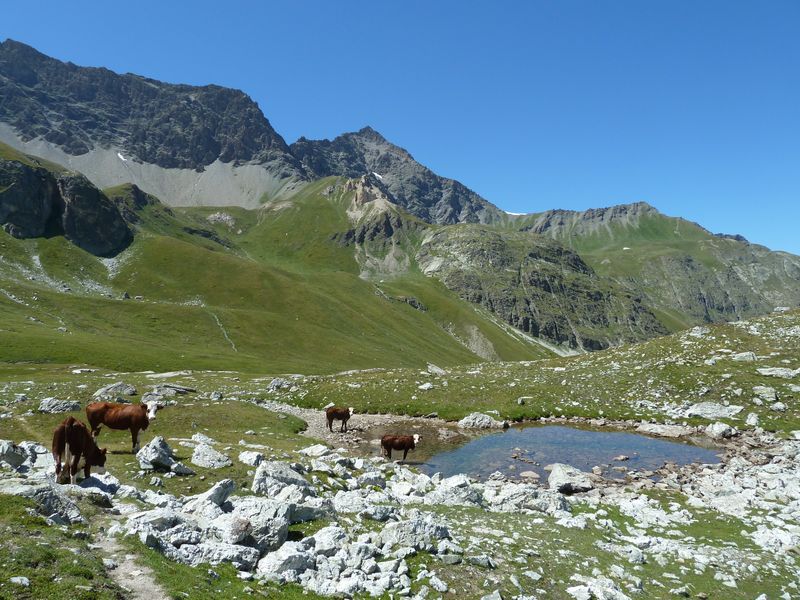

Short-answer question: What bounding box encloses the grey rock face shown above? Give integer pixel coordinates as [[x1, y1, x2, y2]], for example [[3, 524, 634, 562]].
[[291, 127, 502, 225], [705, 422, 737, 439], [37, 397, 80, 413], [93, 381, 137, 398], [0, 478, 83, 524], [0, 156, 131, 256], [136, 436, 193, 475], [378, 513, 450, 552], [547, 463, 594, 494], [684, 402, 743, 419], [0, 40, 299, 173], [0, 157, 56, 237], [238, 451, 265, 467], [0, 440, 27, 468], [57, 173, 132, 256], [251, 461, 310, 496], [190, 444, 232, 469], [179, 541, 260, 571], [457, 412, 507, 429], [417, 226, 668, 351], [256, 541, 316, 580]]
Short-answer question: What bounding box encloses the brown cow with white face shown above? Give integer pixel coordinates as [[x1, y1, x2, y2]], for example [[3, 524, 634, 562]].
[[86, 401, 158, 453], [325, 406, 354, 432], [52, 416, 108, 484], [380, 433, 421, 461]]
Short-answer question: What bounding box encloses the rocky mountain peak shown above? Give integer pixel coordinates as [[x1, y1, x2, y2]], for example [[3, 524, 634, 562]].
[[0, 39, 299, 172], [290, 128, 502, 225]]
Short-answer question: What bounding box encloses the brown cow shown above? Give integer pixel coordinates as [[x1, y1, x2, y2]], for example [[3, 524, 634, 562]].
[[325, 406, 354, 432], [380, 434, 421, 461], [52, 416, 107, 484], [86, 401, 157, 453]]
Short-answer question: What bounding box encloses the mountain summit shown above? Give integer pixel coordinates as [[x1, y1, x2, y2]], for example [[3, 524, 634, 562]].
[[0, 40, 502, 224], [290, 127, 502, 225]]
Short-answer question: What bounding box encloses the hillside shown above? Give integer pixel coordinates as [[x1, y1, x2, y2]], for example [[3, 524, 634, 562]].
[[0, 145, 558, 371], [511, 202, 800, 329]]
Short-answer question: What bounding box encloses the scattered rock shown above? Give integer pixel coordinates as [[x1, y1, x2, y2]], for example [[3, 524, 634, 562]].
[[457, 412, 507, 429], [93, 381, 137, 398], [547, 463, 594, 494], [191, 444, 232, 469], [705, 422, 737, 439], [37, 397, 80, 413], [684, 402, 743, 419], [756, 367, 799, 379]]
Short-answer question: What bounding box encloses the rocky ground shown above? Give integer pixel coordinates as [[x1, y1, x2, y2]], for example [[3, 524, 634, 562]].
[[0, 310, 799, 598]]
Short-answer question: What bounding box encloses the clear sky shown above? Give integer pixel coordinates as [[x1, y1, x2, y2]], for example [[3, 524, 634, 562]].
[[2, 1, 799, 252]]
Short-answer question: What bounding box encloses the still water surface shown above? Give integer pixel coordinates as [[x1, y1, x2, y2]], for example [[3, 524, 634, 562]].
[[419, 424, 721, 481]]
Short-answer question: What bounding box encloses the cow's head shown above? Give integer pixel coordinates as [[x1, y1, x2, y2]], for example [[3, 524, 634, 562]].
[[349, 407, 355, 416], [145, 401, 159, 421], [413, 433, 421, 445], [90, 446, 108, 473]]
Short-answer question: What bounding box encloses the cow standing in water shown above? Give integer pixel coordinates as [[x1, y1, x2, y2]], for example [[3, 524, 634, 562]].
[[381, 434, 421, 461], [52, 416, 107, 484], [325, 406, 354, 433], [86, 402, 157, 453]]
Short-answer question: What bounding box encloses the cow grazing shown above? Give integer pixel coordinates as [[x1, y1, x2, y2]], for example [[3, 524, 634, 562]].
[[380, 433, 421, 461], [86, 401, 157, 453], [52, 416, 107, 484], [325, 406, 354, 433]]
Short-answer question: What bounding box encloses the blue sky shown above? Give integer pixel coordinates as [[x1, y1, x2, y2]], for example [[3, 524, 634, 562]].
[[3, 1, 799, 252]]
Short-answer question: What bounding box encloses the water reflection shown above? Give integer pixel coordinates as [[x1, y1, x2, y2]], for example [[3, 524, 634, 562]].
[[419, 424, 721, 481]]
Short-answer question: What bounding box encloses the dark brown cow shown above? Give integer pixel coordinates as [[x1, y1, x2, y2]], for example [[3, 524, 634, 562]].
[[86, 401, 157, 453], [325, 406, 354, 432], [380, 434, 421, 461], [52, 416, 107, 484]]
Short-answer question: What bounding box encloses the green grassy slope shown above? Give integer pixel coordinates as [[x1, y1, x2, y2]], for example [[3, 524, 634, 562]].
[[505, 206, 800, 330], [0, 163, 552, 371]]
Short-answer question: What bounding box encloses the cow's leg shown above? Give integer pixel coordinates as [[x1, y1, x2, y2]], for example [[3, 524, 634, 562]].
[[131, 428, 140, 453], [403, 448, 409, 461], [69, 453, 81, 485], [54, 454, 62, 480], [387, 448, 392, 459], [327, 417, 333, 432], [340, 419, 346, 433]]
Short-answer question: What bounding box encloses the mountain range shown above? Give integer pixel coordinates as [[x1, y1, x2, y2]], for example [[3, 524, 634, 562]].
[[1, 38, 799, 371]]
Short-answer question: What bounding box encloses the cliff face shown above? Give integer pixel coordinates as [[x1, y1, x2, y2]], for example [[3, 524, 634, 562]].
[[0, 39, 299, 172], [0, 148, 131, 256], [416, 227, 668, 350]]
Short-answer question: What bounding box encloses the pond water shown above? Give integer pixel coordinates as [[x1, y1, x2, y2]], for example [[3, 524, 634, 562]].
[[418, 424, 721, 481]]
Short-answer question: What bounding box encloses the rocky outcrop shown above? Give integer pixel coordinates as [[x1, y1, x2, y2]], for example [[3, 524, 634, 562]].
[[291, 127, 503, 225], [0, 153, 131, 256], [417, 226, 668, 350]]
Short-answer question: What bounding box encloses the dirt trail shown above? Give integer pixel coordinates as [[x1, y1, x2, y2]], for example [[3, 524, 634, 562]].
[[253, 398, 472, 461], [93, 522, 169, 600]]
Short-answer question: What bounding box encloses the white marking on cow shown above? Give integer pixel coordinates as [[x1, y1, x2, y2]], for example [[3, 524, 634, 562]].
[[348, 407, 355, 416], [413, 433, 420, 444], [146, 402, 158, 421]]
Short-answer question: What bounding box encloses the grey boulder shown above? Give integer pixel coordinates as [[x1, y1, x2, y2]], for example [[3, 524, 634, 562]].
[[37, 398, 80, 413], [191, 444, 232, 469], [547, 463, 594, 494]]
